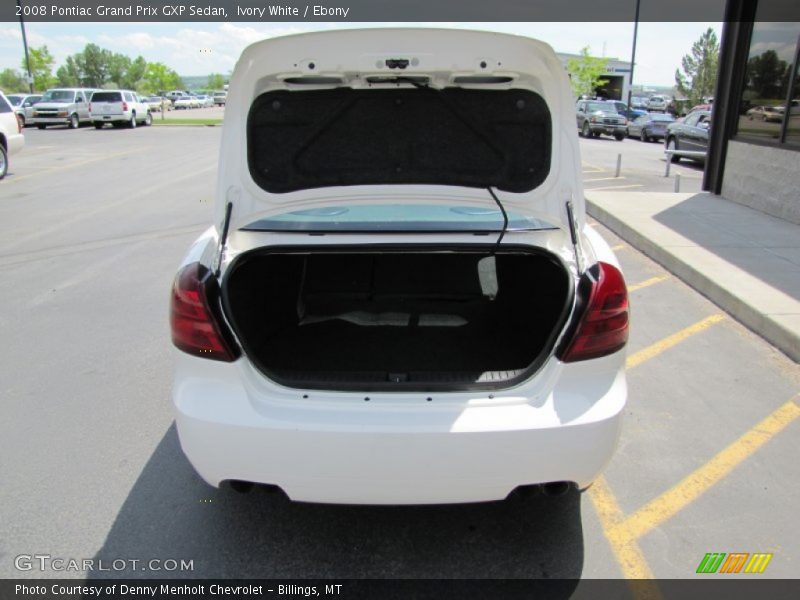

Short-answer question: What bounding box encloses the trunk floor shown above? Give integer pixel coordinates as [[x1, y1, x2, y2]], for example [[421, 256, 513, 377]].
[[256, 318, 534, 375]]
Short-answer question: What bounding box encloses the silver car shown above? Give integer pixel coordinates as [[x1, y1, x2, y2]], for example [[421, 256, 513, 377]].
[[6, 94, 42, 127]]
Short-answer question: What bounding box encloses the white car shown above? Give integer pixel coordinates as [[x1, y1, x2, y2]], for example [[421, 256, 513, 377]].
[[31, 88, 96, 129], [6, 93, 42, 127], [0, 91, 25, 179], [170, 29, 629, 505], [196, 94, 215, 108], [173, 96, 199, 109], [647, 95, 669, 112], [89, 90, 152, 128]]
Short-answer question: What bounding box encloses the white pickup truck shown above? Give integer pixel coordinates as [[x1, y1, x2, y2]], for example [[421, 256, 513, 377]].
[[89, 90, 152, 129]]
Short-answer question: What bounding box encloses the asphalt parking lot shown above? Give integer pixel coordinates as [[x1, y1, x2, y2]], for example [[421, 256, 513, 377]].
[[0, 126, 797, 585], [579, 133, 705, 195]]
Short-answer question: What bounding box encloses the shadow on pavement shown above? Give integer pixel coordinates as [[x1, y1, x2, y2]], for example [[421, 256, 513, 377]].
[[90, 424, 584, 583], [653, 193, 800, 300]]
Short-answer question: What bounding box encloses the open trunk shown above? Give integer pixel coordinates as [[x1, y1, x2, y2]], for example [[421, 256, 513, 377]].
[[223, 247, 573, 391]]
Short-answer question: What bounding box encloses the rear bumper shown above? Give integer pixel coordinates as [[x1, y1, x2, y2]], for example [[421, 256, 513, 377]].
[[92, 113, 129, 123], [173, 353, 626, 504]]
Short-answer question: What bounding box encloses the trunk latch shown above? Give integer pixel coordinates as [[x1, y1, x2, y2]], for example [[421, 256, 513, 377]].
[[385, 58, 409, 70]]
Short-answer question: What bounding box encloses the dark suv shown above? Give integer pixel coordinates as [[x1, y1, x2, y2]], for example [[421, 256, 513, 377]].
[[576, 100, 627, 141]]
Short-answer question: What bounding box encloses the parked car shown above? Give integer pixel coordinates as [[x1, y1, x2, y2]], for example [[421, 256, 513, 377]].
[[630, 96, 649, 110], [170, 29, 629, 505], [145, 96, 172, 112], [212, 91, 227, 106], [608, 101, 646, 124], [627, 113, 675, 142], [165, 90, 192, 103], [89, 90, 152, 129], [665, 110, 711, 163], [646, 95, 669, 112], [173, 95, 199, 109], [746, 105, 783, 123], [195, 94, 215, 108], [6, 93, 42, 127], [576, 99, 627, 140], [0, 92, 25, 179], [31, 88, 96, 129]]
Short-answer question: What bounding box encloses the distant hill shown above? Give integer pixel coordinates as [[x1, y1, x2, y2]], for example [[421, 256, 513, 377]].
[[180, 75, 227, 91]]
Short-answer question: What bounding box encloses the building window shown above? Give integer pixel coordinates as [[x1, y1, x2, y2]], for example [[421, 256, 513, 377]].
[[735, 8, 800, 148], [784, 57, 800, 144]]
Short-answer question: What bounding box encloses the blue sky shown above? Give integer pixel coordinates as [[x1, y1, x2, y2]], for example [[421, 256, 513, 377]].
[[0, 22, 721, 87]]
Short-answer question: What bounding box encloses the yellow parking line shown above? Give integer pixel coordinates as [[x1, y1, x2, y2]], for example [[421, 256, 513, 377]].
[[611, 244, 626, 251], [628, 275, 669, 293], [589, 478, 663, 597], [582, 160, 605, 171], [4, 149, 145, 185], [620, 396, 800, 541], [626, 314, 725, 369]]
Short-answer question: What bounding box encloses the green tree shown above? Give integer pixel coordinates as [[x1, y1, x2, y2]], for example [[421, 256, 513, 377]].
[[75, 43, 111, 87], [56, 55, 81, 87], [207, 73, 226, 90], [0, 68, 27, 93], [122, 56, 148, 90], [142, 62, 183, 94], [675, 28, 720, 107], [107, 52, 131, 87], [26, 45, 56, 92], [746, 50, 788, 99], [566, 47, 610, 98]]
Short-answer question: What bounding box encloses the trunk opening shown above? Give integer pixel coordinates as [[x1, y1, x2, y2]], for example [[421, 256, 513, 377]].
[[223, 246, 573, 391]]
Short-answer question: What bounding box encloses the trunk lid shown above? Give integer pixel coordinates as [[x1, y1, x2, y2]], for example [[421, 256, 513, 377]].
[[215, 29, 586, 244]]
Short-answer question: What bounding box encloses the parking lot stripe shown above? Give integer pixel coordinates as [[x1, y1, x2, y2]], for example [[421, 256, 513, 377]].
[[628, 275, 669, 293], [611, 244, 626, 251], [619, 396, 800, 541], [3, 149, 147, 185], [588, 477, 661, 592], [626, 314, 725, 369], [584, 176, 626, 182], [585, 184, 645, 191]]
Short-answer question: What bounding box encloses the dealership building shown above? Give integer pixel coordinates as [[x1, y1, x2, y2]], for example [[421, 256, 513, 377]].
[[556, 52, 633, 101], [706, 0, 800, 224]]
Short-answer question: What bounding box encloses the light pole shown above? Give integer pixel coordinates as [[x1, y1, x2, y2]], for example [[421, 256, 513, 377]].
[[627, 0, 641, 108], [17, 0, 34, 93]]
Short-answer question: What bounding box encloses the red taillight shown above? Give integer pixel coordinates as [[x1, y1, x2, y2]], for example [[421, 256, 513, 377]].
[[170, 262, 238, 361], [559, 262, 629, 362], [122, 102, 128, 111]]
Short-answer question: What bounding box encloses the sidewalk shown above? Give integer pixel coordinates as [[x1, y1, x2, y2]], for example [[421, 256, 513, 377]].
[[586, 191, 800, 362]]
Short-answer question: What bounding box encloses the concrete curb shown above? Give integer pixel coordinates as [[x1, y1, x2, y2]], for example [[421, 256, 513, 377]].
[[587, 198, 800, 362]]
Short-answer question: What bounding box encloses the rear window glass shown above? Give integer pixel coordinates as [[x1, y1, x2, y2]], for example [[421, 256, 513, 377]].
[[241, 204, 559, 233], [651, 114, 675, 122], [92, 92, 123, 102], [248, 87, 552, 195]]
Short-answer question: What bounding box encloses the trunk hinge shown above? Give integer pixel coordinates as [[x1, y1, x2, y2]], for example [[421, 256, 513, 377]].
[[565, 200, 585, 275], [215, 201, 233, 278]]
